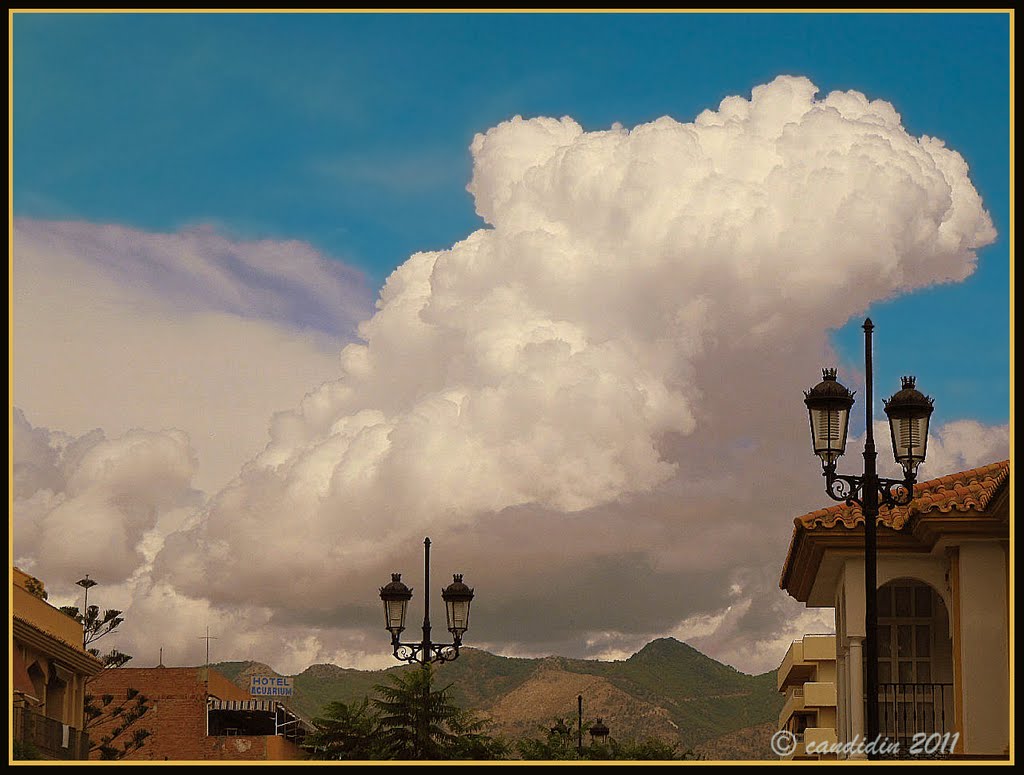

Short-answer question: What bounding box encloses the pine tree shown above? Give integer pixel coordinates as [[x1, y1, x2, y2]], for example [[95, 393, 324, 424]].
[[304, 666, 507, 761], [60, 604, 151, 759], [304, 698, 379, 760]]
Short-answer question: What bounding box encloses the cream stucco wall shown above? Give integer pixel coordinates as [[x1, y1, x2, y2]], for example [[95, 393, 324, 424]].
[[956, 542, 1009, 755]]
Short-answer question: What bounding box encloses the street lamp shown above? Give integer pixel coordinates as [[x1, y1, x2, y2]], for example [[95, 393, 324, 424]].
[[379, 537, 475, 666], [589, 718, 611, 744], [379, 537, 475, 758], [575, 694, 610, 757], [803, 318, 933, 755], [76, 575, 97, 648]]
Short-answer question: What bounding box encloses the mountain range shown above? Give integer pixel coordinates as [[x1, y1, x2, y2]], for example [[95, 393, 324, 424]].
[[213, 637, 783, 760]]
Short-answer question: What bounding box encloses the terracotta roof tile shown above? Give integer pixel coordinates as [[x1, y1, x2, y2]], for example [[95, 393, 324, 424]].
[[795, 459, 1009, 532]]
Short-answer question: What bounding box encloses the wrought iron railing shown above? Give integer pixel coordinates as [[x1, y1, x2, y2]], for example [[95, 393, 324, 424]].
[[12, 706, 91, 760], [877, 682, 955, 759]]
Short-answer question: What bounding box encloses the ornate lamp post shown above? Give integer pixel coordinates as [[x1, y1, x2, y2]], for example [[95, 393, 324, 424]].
[[803, 318, 934, 755], [379, 537, 475, 758], [575, 694, 610, 757]]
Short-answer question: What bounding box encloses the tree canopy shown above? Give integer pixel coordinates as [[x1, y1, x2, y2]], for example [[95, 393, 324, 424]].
[[304, 666, 507, 761], [516, 720, 699, 761]]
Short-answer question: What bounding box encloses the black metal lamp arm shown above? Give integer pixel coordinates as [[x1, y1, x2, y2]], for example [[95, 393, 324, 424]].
[[822, 466, 915, 509], [390, 637, 462, 666]]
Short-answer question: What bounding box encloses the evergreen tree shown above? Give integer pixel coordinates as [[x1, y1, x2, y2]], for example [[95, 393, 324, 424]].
[[371, 666, 506, 760], [60, 604, 150, 758], [304, 666, 507, 761], [304, 698, 379, 760], [517, 717, 700, 761], [515, 718, 579, 760]]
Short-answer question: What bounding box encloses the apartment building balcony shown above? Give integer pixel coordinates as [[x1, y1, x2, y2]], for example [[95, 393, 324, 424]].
[[804, 681, 837, 708], [13, 706, 90, 760], [779, 686, 805, 727], [877, 682, 955, 759], [778, 634, 835, 691]]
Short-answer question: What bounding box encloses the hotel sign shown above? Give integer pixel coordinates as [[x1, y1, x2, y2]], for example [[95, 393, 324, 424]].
[[250, 675, 293, 697]]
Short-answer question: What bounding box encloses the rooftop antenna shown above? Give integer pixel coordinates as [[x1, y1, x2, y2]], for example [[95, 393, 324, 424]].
[[198, 627, 218, 685], [158, 647, 164, 668]]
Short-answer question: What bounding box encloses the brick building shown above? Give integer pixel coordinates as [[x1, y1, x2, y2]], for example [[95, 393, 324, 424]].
[[87, 666, 311, 761]]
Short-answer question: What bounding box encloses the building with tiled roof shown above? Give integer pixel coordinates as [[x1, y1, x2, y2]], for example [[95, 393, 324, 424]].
[[779, 460, 1009, 759], [12, 567, 104, 759]]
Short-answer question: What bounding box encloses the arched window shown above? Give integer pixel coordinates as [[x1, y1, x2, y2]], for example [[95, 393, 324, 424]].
[[875, 579, 955, 750], [876, 580, 940, 684]]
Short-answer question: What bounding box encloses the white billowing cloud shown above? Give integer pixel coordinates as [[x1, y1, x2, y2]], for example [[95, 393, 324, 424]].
[[918, 420, 1011, 476], [12, 219, 373, 492], [42, 573, 397, 675], [467, 76, 992, 331], [153, 75, 996, 640], [14, 76, 1004, 676], [13, 409, 201, 583]]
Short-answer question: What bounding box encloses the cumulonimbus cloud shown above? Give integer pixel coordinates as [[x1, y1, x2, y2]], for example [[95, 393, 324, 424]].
[[154, 75, 997, 613], [15, 76, 1005, 674]]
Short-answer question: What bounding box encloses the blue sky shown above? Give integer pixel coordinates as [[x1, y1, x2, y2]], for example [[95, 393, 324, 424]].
[[11, 12, 1012, 674], [14, 12, 1010, 426]]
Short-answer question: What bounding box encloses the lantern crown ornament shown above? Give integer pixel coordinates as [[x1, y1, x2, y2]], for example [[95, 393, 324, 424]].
[[379, 572, 413, 600]]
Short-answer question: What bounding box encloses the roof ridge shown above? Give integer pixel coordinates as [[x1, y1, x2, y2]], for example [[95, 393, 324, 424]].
[[794, 459, 1009, 530]]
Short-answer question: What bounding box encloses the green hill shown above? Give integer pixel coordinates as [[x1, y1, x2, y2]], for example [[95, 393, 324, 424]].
[[213, 637, 783, 759]]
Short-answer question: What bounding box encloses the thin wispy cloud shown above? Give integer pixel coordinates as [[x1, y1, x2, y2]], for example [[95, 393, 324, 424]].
[[13, 219, 374, 493], [311, 150, 468, 195]]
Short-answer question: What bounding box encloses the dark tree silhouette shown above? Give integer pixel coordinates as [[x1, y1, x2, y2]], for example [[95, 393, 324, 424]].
[[304, 698, 379, 760], [517, 717, 700, 761], [304, 666, 507, 761], [60, 604, 151, 759]]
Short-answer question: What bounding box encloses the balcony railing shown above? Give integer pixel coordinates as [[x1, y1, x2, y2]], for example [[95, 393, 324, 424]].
[[12, 706, 91, 760], [877, 683, 954, 759]]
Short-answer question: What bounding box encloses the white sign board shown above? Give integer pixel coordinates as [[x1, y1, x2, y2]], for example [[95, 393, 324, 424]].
[[250, 675, 293, 697]]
